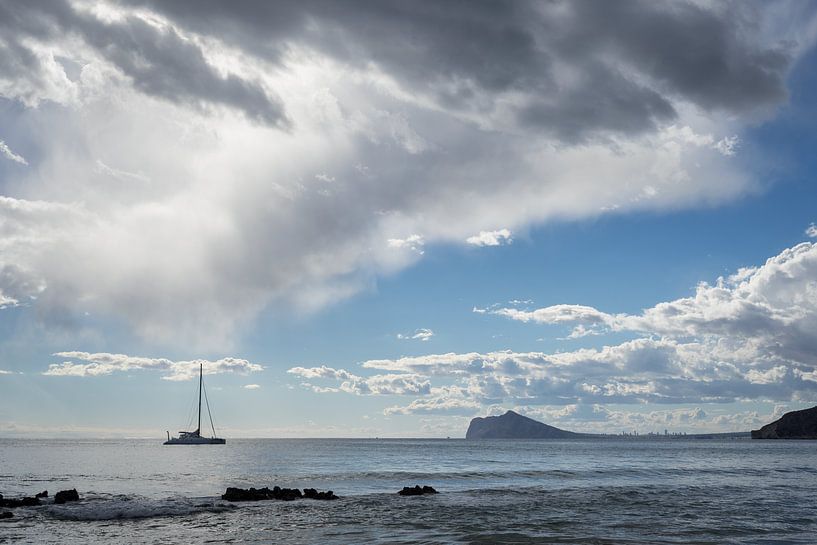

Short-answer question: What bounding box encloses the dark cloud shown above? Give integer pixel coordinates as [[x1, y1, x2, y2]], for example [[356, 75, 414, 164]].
[[517, 61, 677, 141], [0, 0, 288, 125], [562, 1, 790, 112], [75, 13, 288, 127], [0, 0, 795, 138], [127, 0, 791, 140]]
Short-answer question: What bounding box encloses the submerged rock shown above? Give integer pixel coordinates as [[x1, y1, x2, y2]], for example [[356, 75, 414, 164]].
[[222, 486, 337, 502], [54, 489, 80, 504], [35, 491, 48, 498], [398, 485, 438, 496], [752, 406, 817, 439], [0, 511, 12, 519]]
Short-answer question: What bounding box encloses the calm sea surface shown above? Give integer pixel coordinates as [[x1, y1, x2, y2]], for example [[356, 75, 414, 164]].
[[1, 438, 816, 544]]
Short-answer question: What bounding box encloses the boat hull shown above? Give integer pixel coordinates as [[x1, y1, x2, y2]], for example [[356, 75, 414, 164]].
[[163, 437, 226, 445]]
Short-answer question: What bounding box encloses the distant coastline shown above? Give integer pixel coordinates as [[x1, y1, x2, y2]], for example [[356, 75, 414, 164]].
[[465, 410, 753, 440]]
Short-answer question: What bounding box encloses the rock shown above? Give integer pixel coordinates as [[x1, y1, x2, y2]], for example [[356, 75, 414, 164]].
[[0, 511, 12, 519], [752, 406, 817, 439], [273, 486, 302, 501], [221, 486, 337, 502], [54, 489, 80, 504], [35, 491, 48, 498], [303, 488, 338, 500], [0, 495, 40, 508], [221, 487, 274, 501], [466, 410, 581, 439], [398, 485, 437, 496]]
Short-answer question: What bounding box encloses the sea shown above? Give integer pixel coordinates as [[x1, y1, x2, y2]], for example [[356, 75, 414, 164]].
[[1, 437, 816, 544]]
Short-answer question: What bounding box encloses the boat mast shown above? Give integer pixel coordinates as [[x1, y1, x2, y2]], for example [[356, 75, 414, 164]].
[[197, 363, 202, 436]]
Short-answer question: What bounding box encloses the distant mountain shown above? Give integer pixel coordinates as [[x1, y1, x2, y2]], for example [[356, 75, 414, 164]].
[[466, 410, 581, 439], [751, 405, 817, 439]]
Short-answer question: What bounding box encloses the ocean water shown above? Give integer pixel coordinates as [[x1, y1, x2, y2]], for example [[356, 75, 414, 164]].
[[1, 438, 816, 544]]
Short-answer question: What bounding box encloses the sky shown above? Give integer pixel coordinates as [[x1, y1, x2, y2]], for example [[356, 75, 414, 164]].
[[1, 0, 817, 438]]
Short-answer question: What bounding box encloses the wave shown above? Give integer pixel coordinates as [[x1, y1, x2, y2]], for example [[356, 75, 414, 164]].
[[290, 464, 817, 483], [44, 494, 235, 521]]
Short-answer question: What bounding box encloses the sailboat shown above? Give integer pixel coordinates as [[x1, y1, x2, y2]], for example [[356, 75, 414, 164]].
[[164, 363, 226, 445]]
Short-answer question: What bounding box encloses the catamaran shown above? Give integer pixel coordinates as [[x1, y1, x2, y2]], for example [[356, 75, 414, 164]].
[[164, 363, 226, 445]]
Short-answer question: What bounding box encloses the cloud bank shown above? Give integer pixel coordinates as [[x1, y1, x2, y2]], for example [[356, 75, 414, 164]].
[[0, 0, 814, 348], [292, 242, 817, 420], [44, 351, 264, 381]]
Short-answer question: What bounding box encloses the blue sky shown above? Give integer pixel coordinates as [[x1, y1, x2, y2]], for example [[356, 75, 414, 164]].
[[1, 1, 817, 437]]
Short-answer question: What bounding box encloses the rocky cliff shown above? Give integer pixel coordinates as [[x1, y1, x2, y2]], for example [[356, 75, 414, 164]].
[[751, 405, 817, 439], [466, 410, 581, 439]]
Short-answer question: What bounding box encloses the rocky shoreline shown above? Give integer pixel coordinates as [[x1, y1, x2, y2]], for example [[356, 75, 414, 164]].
[[221, 486, 339, 502], [0, 488, 80, 518], [1, 484, 441, 518]]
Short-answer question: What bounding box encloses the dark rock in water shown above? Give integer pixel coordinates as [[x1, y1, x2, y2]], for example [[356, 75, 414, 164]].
[[54, 489, 80, 504], [222, 487, 280, 501], [303, 488, 338, 500], [752, 406, 817, 439], [0, 495, 40, 508], [398, 485, 437, 496], [222, 486, 337, 502], [466, 410, 580, 439], [0, 511, 13, 519], [35, 491, 48, 498], [274, 486, 302, 501]]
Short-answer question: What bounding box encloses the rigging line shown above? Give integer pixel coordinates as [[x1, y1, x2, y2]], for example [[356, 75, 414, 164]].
[[183, 382, 197, 432], [203, 382, 217, 438]]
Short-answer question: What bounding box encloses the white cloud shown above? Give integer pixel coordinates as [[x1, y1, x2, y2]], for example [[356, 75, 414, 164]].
[[387, 235, 425, 255], [714, 135, 740, 156], [397, 328, 434, 341], [466, 229, 513, 247], [287, 365, 355, 381], [0, 140, 28, 165], [806, 223, 817, 238], [482, 304, 611, 325], [0, 293, 19, 309], [243, 383, 261, 390], [94, 159, 150, 183], [514, 404, 775, 434], [384, 393, 480, 416], [486, 242, 817, 349], [43, 352, 264, 381], [0, 369, 12, 375], [662, 126, 739, 157], [288, 365, 431, 396]]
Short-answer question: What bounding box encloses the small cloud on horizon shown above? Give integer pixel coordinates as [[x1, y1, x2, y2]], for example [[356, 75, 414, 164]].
[[397, 328, 434, 341], [243, 384, 261, 390]]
